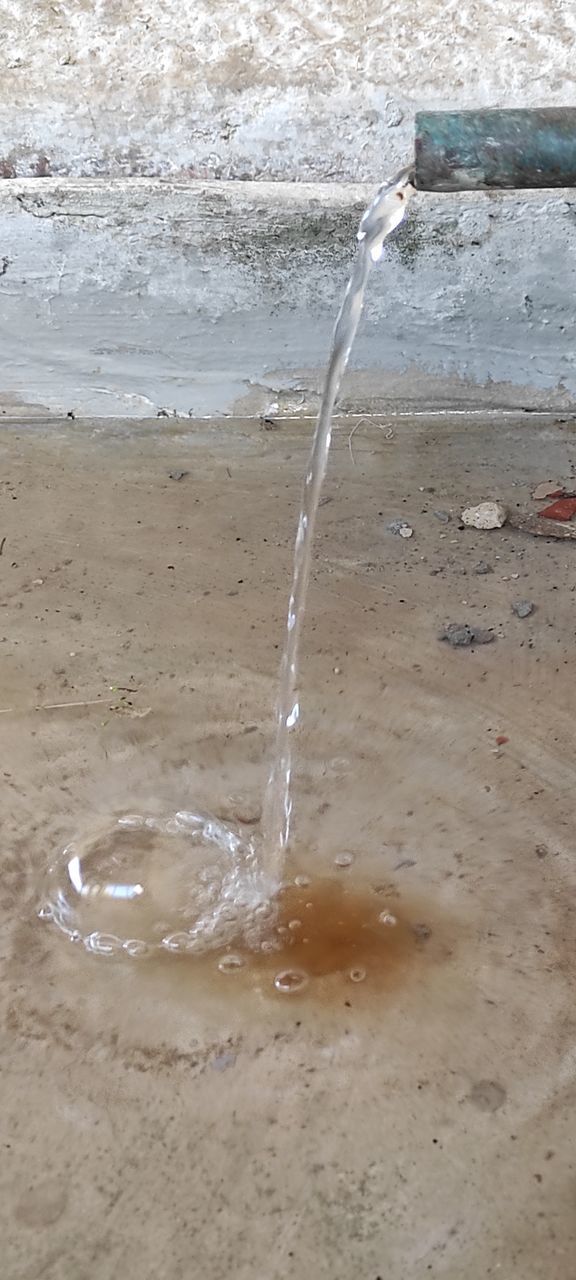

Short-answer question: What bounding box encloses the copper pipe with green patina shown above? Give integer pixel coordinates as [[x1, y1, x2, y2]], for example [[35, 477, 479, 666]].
[[414, 108, 576, 192]]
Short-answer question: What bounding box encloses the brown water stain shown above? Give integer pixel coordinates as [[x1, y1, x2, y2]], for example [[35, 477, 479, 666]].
[[254, 878, 441, 987], [6, 877, 456, 1074], [155, 877, 455, 1007]]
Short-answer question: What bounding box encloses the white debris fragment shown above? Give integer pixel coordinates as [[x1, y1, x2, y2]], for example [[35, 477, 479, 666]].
[[461, 501, 507, 530], [387, 518, 414, 538]]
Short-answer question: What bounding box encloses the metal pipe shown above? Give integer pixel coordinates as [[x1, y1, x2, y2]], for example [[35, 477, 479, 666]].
[[414, 108, 576, 192]]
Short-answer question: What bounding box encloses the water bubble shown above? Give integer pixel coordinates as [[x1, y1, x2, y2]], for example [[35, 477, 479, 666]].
[[349, 966, 367, 983], [294, 874, 310, 887], [288, 919, 302, 931], [261, 939, 281, 953], [85, 932, 122, 956], [123, 939, 148, 958], [162, 932, 192, 952], [273, 968, 309, 994], [219, 904, 239, 923], [218, 953, 245, 973], [379, 911, 397, 927], [334, 852, 354, 869]]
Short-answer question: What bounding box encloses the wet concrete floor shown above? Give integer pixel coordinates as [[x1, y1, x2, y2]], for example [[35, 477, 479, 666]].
[[1, 413, 576, 1279]]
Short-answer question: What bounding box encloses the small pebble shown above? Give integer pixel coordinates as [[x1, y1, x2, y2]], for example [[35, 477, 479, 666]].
[[461, 501, 507, 530], [512, 600, 534, 619], [440, 623, 474, 647], [474, 560, 493, 575], [433, 510, 451, 523]]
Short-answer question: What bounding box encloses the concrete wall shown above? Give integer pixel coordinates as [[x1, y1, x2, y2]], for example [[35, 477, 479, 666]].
[[1, 178, 575, 419], [2, 1, 576, 182], [1, 2, 576, 416]]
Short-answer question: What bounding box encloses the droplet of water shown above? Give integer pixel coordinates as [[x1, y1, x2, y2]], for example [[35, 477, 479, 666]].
[[349, 966, 367, 983], [37, 904, 53, 920], [379, 911, 397, 927], [218, 953, 245, 973], [334, 853, 354, 869], [294, 874, 310, 887], [273, 968, 309, 994], [288, 918, 302, 931]]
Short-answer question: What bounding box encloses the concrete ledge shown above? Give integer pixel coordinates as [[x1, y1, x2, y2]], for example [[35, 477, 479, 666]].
[[0, 178, 575, 418]]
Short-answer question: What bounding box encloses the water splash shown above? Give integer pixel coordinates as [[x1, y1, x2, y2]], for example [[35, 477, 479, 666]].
[[44, 811, 276, 957]]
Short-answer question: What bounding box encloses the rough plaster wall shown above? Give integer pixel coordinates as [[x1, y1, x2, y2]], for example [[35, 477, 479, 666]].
[[1, 1, 576, 181], [1, 179, 574, 418]]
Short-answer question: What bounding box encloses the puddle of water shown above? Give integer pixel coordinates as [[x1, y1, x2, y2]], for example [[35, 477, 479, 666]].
[[44, 861, 451, 1007]]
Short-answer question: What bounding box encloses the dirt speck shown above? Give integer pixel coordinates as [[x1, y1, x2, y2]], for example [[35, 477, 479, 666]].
[[467, 1080, 507, 1112]]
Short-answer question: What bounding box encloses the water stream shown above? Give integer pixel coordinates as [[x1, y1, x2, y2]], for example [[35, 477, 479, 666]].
[[261, 166, 413, 875]]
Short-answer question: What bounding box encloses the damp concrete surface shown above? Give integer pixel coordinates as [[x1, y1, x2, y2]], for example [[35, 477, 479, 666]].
[[1, 412, 575, 1279]]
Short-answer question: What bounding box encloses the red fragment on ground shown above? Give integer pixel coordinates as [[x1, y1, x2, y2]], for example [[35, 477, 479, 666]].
[[496, 735, 509, 746], [539, 497, 576, 522]]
